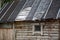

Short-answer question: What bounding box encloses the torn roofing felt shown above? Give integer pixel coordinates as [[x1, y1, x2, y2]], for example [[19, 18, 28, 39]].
[[0, 0, 60, 23]]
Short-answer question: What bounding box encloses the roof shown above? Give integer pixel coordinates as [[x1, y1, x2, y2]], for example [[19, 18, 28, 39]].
[[0, 0, 60, 23]]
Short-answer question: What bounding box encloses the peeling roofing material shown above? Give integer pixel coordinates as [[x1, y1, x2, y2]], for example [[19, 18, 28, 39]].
[[26, 0, 41, 20], [15, 7, 32, 21], [8, 0, 26, 21], [15, 0, 35, 21], [0, 0, 60, 22], [33, 0, 52, 20]]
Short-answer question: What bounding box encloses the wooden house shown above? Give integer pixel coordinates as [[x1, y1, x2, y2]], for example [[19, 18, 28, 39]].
[[0, 0, 60, 40]]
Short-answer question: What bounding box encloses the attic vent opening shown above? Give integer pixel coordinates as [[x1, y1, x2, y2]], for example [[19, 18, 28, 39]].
[[32, 23, 43, 35], [34, 25, 41, 31]]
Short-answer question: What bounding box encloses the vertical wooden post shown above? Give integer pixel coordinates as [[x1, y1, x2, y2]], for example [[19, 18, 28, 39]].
[[41, 24, 43, 35], [13, 22, 15, 40], [59, 21, 60, 40], [40, 23, 44, 35]]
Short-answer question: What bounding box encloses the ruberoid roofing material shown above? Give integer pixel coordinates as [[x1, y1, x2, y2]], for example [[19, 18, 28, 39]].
[[26, 0, 41, 20], [0, 3, 11, 18], [7, 0, 26, 22], [44, 0, 60, 19], [33, 0, 52, 20], [0, 0, 60, 22], [57, 9, 60, 19], [1, 1, 19, 22], [15, 0, 35, 21]]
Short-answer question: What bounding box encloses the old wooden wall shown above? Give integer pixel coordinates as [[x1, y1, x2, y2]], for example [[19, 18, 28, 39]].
[[0, 29, 13, 40], [43, 21, 59, 40], [15, 21, 59, 40], [0, 20, 59, 40]]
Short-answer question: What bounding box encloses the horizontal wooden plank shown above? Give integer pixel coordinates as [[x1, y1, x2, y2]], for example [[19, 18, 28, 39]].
[[16, 31, 32, 33], [44, 29, 59, 31], [43, 31, 59, 34], [16, 33, 32, 36]]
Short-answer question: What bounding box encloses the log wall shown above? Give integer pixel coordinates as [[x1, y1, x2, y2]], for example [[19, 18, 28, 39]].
[[15, 21, 59, 40], [0, 21, 59, 40]]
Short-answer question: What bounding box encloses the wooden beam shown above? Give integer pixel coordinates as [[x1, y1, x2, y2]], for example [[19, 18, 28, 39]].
[[13, 23, 15, 40], [59, 21, 60, 40]]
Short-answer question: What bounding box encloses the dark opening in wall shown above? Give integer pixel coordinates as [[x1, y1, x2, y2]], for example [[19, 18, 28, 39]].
[[34, 25, 41, 31], [0, 23, 13, 29]]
